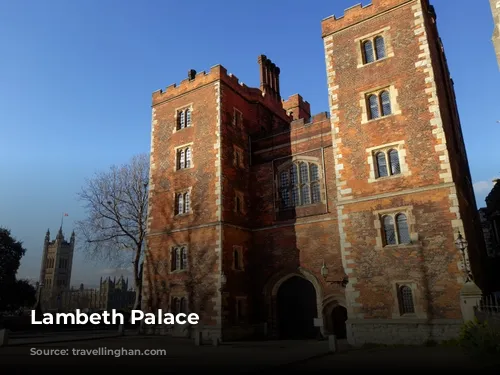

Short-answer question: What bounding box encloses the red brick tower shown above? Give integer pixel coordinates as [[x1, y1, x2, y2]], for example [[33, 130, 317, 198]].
[[143, 56, 347, 341], [322, 0, 485, 345]]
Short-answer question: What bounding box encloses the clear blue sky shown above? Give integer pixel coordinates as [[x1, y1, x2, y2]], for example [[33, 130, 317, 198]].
[[0, 0, 498, 288]]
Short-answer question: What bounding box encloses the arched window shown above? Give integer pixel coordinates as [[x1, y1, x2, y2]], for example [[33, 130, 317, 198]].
[[176, 192, 190, 215], [184, 192, 190, 212], [381, 212, 412, 246], [388, 149, 400, 175], [375, 149, 401, 179], [177, 108, 191, 130], [363, 40, 374, 63], [179, 149, 185, 169], [380, 91, 392, 116], [374, 36, 386, 59], [398, 285, 415, 314], [185, 148, 191, 168], [179, 111, 185, 129], [383, 215, 396, 245], [180, 297, 187, 313], [396, 214, 410, 244], [310, 164, 319, 181], [177, 147, 191, 170], [180, 247, 188, 269], [366, 89, 393, 120], [376, 152, 388, 177], [279, 161, 322, 208], [368, 94, 380, 119], [177, 194, 184, 214]]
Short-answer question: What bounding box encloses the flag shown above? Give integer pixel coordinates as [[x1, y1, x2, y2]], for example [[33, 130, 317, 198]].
[[64, 213, 69, 216]]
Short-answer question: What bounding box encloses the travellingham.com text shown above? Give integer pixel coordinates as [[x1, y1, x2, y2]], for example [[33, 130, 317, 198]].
[[31, 309, 200, 325]]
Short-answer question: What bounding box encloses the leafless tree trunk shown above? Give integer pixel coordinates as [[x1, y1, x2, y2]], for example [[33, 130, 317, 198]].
[[76, 154, 149, 311]]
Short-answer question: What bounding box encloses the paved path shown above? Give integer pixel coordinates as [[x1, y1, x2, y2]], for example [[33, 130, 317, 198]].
[[1, 335, 330, 370], [289, 345, 500, 370], [6, 330, 125, 346], [2, 334, 498, 371]]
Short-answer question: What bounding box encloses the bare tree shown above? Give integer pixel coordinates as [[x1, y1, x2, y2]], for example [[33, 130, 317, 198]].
[[76, 153, 149, 310]]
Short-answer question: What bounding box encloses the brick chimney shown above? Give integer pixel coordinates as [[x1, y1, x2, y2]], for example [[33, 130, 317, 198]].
[[258, 55, 281, 101]]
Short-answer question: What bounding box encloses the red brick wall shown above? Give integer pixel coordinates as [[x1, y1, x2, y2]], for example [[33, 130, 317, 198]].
[[322, 0, 478, 322]]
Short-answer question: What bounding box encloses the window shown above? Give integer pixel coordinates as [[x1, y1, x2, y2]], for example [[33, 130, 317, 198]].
[[171, 296, 188, 315], [175, 191, 190, 215], [234, 191, 244, 214], [233, 146, 244, 168], [233, 246, 243, 270], [374, 149, 401, 178], [362, 35, 386, 64], [381, 213, 411, 246], [176, 146, 192, 170], [398, 285, 415, 315], [176, 108, 192, 130], [367, 90, 392, 120], [47, 258, 55, 268], [279, 161, 321, 208], [171, 246, 188, 271], [233, 108, 243, 127]]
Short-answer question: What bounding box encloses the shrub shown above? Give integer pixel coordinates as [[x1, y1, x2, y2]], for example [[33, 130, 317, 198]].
[[458, 318, 500, 356]]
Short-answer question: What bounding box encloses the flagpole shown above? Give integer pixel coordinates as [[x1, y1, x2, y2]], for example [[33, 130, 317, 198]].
[[61, 212, 64, 229]]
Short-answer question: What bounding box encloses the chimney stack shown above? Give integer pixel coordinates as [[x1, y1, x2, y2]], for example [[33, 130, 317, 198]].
[[258, 55, 281, 101]]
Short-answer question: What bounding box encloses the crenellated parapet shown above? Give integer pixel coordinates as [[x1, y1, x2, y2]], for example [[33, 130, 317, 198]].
[[321, 0, 417, 37], [152, 60, 289, 120]]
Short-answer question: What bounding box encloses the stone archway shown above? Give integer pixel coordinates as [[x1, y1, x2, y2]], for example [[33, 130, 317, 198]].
[[322, 295, 348, 339], [264, 268, 324, 339], [276, 276, 317, 339]]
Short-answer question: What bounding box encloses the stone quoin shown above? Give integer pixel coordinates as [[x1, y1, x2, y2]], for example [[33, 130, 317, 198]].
[[142, 0, 488, 345]]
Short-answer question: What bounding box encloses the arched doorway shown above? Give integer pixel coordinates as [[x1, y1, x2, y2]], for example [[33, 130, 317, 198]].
[[276, 276, 318, 339], [331, 305, 347, 339]]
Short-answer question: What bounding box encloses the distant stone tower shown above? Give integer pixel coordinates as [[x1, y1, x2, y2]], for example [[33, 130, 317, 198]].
[[39, 227, 75, 297]]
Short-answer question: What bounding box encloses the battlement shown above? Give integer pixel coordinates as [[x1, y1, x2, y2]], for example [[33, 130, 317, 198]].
[[283, 94, 311, 121], [152, 56, 289, 121], [321, 0, 416, 37], [290, 111, 329, 128]]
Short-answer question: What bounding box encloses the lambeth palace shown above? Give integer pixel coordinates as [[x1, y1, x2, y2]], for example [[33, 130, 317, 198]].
[[142, 0, 488, 346]]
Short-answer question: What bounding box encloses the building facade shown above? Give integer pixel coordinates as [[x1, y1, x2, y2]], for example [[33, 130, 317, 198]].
[[143, 0, 485, 346], [479, 179, 500, 291], [491, 0, 500, 69], [65, 277, 135, 312]]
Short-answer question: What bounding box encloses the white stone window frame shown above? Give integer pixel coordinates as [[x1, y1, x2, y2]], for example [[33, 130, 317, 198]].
[[355, 26, 394, 68], [170, 245, 189, 274], [174, 142, 194, 171], [275, 156, 326, 211], [173, 103, 194, 133], [366, 141, 410, 183], [235, 296, 247, 322], [173, 187, 193, 217], [234, 190, 245, 214], [373, 206, 418, 249], [233, 145, 244, 168], [233, 107, 243, 128], [391, 281, 426, 319], [360, 85, 401, 124], [232, 245, 244, 271]]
